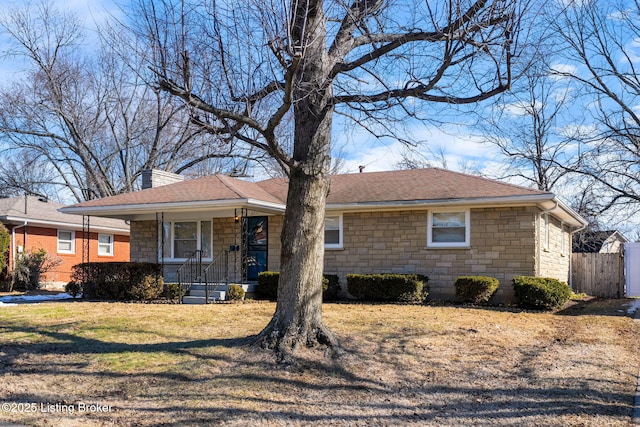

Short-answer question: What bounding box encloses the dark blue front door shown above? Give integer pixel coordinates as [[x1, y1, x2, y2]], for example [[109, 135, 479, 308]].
[[244, 216, 268, 281]]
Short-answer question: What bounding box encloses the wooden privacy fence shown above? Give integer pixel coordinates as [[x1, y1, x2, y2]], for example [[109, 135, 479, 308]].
[[571, 253, 625, 298]]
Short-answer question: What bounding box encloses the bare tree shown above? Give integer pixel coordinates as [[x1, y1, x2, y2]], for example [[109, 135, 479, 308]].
[[0, 2, 255, 201], [131, 0, 524, 358], [475, 63, 576, 191], [551, 0, 640, 213]]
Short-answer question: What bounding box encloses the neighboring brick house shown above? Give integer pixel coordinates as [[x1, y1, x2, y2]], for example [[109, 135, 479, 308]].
[[0, 195, 130, 285], [61, 168, 587, 302]]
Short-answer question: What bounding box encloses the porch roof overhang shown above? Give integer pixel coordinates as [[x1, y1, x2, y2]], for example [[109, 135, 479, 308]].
[[59, 198, 286, 221]]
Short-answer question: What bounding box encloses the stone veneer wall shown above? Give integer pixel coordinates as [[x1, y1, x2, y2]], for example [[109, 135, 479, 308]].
[[537, 212, 572, 284], [130, 206, 571, 302], [130, 220, 158, 263], [321, 207, 540, 302]]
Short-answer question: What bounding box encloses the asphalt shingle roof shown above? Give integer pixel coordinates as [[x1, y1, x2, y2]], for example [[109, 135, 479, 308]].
[[258, 168, 550, 205], [0, 195, 128, 230], [65, 168, 551, 210]]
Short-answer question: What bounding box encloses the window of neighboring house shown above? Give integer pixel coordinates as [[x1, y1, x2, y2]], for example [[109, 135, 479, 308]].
[[57, 230, 75, 254], [542, 213, 550, 251], [161, 220, 212, 260], [427, 210, 470, 248], [98, 234, 114, 256], [325, 214, 343, 249]]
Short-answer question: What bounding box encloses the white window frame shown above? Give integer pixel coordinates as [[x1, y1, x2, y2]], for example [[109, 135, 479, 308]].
[[560, 222, 567, 256], [57, 229, 75, 254], [427, 209, 471, 248], [98, 234, 114, 256], [324, 214, 343, 250], [160, 220, 213, 261], [542, 213, 550, 251]]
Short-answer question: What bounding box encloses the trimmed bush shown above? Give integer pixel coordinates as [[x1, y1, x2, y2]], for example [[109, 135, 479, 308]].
[[257, 272, 339, 301], [455, 276, 500, 304], [129, 275, 164, 301], [227, 284, 246, 301], [71, 262, 163, 301], [257, 271, 280, 299], [347, 273, 428, 303], [65, 281, 83, 298], [162, 283, 181, 301], [512, 276, 571, 310], [323, 274, 341, 301]]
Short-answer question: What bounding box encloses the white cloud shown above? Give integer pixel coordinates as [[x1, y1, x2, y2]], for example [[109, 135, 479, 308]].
[[549, 63, 578, 80], [333, 123, 504, 176]]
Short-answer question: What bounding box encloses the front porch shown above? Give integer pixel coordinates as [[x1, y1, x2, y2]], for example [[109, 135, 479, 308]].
[[129, 209, 284, 303]]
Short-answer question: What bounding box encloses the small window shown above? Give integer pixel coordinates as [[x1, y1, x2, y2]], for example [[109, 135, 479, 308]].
[[325, 214, 343, 249], [57, 230, 75, 254], [98, 234, 114, 256], [542, 214, 550, 250], [427, 210, 470, 248]]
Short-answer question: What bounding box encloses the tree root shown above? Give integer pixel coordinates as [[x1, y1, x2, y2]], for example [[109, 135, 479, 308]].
[[253, 321, 341, 363]]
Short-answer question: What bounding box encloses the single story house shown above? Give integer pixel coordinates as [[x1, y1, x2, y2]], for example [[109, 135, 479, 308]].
[[0, 195, 130, 285], [60, 168, 588, 302], [572, 230, 628, 254]]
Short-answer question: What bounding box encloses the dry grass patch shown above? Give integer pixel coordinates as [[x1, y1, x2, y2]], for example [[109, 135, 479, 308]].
[[0, 299, 638, 426]]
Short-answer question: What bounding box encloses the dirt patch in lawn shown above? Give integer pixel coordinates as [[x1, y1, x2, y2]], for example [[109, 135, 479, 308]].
[[0, 300, 638, 426]]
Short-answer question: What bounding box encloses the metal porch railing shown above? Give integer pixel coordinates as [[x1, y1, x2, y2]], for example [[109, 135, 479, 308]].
[[177, 250, 203, 303], [204, 250, 229, 303]]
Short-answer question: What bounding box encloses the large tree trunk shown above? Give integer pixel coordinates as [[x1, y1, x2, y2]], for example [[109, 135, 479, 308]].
[[255, 0, 338, 359]]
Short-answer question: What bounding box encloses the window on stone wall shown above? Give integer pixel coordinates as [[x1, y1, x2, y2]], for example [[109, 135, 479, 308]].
[[161, 220, 212, 260], [542, 214, 550, 251], [427, 210, 470, 248], [325, 214, 343, 249]]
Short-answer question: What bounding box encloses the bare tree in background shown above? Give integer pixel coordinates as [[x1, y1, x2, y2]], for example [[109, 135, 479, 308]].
[[130, 0, 524, 358], [475, 62, 576, 191], [0, 2, 257, 201], [551, 0, 640, 214]]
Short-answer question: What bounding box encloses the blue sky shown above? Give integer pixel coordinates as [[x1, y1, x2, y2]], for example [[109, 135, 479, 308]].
[[0, 0, 638, 237]]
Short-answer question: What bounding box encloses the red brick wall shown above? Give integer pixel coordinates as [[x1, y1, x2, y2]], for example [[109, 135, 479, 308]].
[[12, 226, 130, 284]]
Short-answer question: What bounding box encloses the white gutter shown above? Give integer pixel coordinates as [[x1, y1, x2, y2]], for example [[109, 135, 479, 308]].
[[11, 221, 27, 271], [3, 216, 129, 235], [59, 198, 287, 217]]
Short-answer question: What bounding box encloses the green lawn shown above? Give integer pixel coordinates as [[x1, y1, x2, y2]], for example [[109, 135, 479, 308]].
[[0, 299, 638, 426]]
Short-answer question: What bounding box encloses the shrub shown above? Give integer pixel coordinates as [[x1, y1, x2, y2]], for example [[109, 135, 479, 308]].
[[65, 281, 83, 298], [162, 283, 181, 301], [347, 273, 429, 303], [323, 274, 341, 301], [11, 249, 62, 291], [129, 275, 164, 301], [0, 223, 10, 287], [227, 284, 246, 301], [257, 271, 280, 299], [455, 276, 500, 304], [71, 262, 163, 301], [512, 276, 572, 310], [257, 272, 340, 301]]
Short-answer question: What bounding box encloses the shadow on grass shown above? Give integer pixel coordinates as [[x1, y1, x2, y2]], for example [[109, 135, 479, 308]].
[[0, 311, 636, 425]]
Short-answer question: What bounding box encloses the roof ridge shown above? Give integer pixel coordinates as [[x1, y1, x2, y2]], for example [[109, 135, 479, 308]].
[[216, 174, 251, 199]]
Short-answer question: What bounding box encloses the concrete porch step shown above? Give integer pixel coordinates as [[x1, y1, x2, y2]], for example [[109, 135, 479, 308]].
[[182, 291, 226, 304]]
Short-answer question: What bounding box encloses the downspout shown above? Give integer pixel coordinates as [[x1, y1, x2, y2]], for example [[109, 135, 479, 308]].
[[11, 221, 27, 271]]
